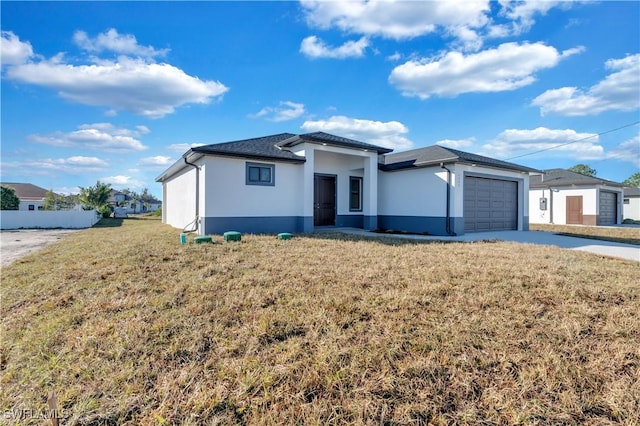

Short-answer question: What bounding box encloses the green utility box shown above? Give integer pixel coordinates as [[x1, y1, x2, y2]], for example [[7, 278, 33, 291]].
[[194, 236, 213, 244], [277, 233, 293, 240], [224, 231, 242, 242]]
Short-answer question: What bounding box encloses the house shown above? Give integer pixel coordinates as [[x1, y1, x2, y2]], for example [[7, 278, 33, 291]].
[[623, 187, 640, 221], [156, 132, 538, 236], [529, 169, 624, 226], [0, 182, 49, 211], [107, 189, 162, 215]]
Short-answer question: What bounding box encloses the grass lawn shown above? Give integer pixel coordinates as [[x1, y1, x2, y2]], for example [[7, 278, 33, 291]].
[[2, 218, 639, 425], [530, 223, 640, 246]]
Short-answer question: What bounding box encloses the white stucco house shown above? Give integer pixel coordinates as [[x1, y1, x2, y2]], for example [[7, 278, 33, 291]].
[[0, 182, 49, 211], [529, 169, 624, 226], [623, 187, 640, 221], [156, 132, 538, 236]]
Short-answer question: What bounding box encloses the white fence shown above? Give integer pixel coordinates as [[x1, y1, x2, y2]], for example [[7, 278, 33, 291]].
[[0, 210, 99, 230]]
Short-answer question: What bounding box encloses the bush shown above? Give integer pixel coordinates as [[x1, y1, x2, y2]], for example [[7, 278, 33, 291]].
[[97, 205, 113, 218]]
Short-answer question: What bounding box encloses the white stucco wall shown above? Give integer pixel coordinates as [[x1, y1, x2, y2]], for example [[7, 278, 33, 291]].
[[530, 187, 596, 225], [163, 164, 198, 230], [378, 166, 448, 216], [624, 196, 640, 220], [18, 200, 44, 211], [202, 156, 304, 217]]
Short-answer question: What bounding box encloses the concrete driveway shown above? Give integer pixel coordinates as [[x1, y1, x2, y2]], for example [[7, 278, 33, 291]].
[[0, 229, 82, 267], [329, 228, 640, 262]]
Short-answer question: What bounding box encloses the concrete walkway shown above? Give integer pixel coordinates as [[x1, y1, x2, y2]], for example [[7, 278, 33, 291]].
[[321, 228, 640, 262]]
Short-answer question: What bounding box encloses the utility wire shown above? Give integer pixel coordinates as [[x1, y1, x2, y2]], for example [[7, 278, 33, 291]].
[[505, 120, 640, 160]]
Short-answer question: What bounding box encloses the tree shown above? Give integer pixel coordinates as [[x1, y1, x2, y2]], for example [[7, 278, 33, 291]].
[[1, 186, 20, 210], [43, 190, 80, 210], [568, 164, 597, 177], [79, 181, 111, 216], [622, 172, 640, 187]]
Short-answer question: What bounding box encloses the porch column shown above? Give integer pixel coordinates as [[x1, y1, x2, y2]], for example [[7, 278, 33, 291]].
[[302, 146, 315, 232], [363, 154, 378, 230]]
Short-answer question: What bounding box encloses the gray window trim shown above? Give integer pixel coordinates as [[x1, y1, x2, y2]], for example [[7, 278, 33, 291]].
[[349, 176, 363, 212], [246, 162, 275, 186]]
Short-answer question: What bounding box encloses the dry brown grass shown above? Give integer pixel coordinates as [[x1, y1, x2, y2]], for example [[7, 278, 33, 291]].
[[530, 223, 640, 246], [2, 218, 639, 425]]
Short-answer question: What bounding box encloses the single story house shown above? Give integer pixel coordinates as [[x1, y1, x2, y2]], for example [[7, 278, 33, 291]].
[[0, 182, 49, 211], [156, 132, 538, 236], [623, 187, 640, 221], [529, 169, 624, 226]]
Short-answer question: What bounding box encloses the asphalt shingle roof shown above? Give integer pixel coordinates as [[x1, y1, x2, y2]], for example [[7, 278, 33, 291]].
[[277, 132, 393, 154], [530, 169, 623, 188], [380, 145, 538, 173], [0, 182, 50, 200], [191, 133, 304, 163], [624, 187, 640, 197]]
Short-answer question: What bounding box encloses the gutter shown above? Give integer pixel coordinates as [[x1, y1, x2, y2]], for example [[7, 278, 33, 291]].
[[183, 155, 200, 233], [440, 163, 456, 236]]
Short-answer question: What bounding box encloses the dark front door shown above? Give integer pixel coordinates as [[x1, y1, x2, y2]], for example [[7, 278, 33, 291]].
[[566, 196, 583, 224], [314, 174, 336, 226]]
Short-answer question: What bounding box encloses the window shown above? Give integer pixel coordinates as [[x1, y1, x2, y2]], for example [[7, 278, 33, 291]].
[[624, 198, 630, 205], [349, 176, 363, 211], [28, 204, 35, 211], [246, 162, 275, 186]]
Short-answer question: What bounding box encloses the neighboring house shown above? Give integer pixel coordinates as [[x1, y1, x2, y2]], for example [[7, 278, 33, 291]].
[[0, 182, 49, 211], [107, 190, 162, 214], [623, 187, 640, 221], [529, 169, 624, 226], [156, 132, 538, 236]]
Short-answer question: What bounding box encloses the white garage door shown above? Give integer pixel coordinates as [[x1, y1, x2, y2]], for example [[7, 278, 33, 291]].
[[464, 176, 518, 232], [598, 191, 617, 226]]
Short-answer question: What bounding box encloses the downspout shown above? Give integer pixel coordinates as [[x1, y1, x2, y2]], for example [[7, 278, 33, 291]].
[[183, 156, 200, 233], [440, 163, 456, 236]]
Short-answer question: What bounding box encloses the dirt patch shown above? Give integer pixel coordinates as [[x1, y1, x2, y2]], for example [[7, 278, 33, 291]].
[[0, 229, 82, 267]]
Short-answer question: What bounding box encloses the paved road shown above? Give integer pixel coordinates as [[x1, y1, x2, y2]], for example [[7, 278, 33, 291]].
[[327, 228, 640, 262], [0, 229, 82, 267]]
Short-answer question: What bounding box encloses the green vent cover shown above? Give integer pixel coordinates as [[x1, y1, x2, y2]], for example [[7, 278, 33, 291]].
[[194, 236, 213, 244], [277, 233, 293, 240], [224, 231, 242, 242]]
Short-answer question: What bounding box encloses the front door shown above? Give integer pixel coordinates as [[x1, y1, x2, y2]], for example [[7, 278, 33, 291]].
[[314, 174, 336, 226], [566, 195, 583, 224]]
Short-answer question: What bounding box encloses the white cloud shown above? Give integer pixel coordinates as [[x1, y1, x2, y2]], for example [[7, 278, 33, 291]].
[[497, 0, 572, 35], [386, 52, 402, 62], [138, 156, 174, 166], [389, 42, 582, 99], [30, 123, 148, 152], [3, 31, 228, 118], [251, 101, 306, 122], [532, 53, 640, 116], [100, 175, 145, 190], [481, 127, 603, 160], [167, 142, 206, 152], [300, 36, 369, 59], [436, 137, 476, 149], [300, 0, 489, 41], [0, 31, 34, 66], [301, 115, 412, 150], [73, 28, 169, 58], [607, 135, 640, 168], [1, 156, 108, 175]]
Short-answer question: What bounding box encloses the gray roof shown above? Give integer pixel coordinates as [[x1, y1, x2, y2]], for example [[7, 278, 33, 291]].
[[624, 187, 640, 197], [530, 169, 623, 188], [380, 145, 539, 173], [277, 132, 393, 154], [0, 182, 50, 200], [191, 133, 304, 163]]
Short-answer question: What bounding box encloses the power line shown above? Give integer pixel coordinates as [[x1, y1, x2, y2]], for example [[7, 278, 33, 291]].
[[505, 120, 640, 161]]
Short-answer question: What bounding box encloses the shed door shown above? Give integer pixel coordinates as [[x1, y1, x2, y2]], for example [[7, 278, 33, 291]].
[[314, 174, 336, 226], [566, 196, 583, 225], [598, 191, 617, 226], [464, 176, 518, 232]]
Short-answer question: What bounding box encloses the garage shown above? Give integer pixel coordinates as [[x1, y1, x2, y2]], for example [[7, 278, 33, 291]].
[[598, 191, 617, 225], [464, 176, 518, 232]]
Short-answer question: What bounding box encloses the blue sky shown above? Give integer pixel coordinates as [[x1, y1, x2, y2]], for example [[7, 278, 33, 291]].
[[1, 1, 638, 198]]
